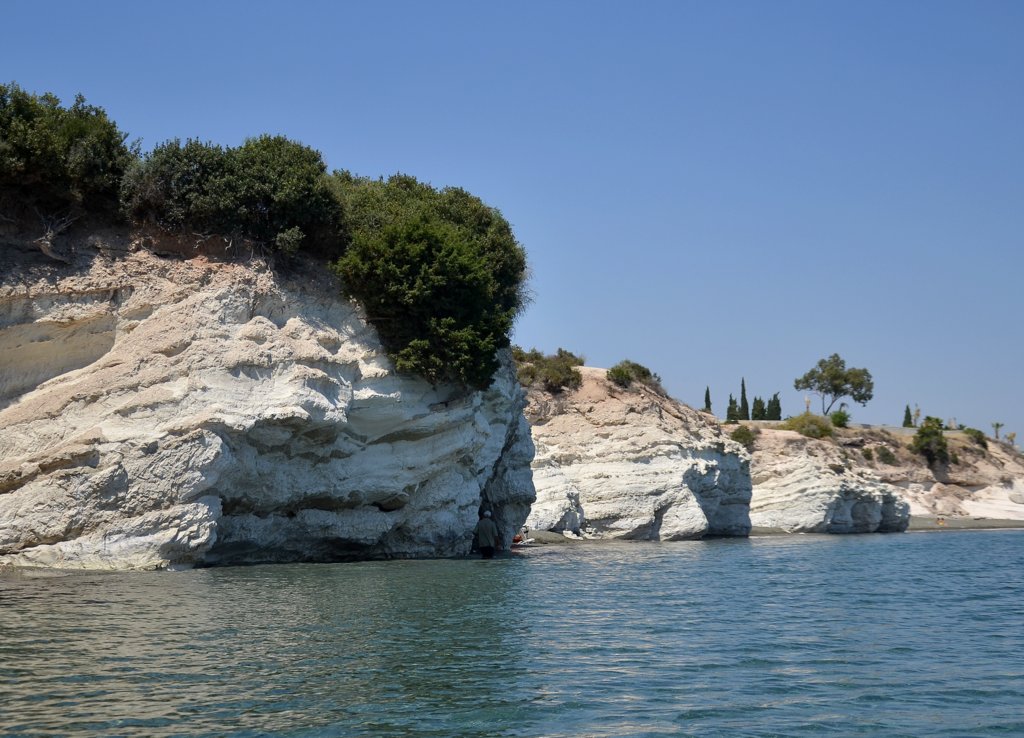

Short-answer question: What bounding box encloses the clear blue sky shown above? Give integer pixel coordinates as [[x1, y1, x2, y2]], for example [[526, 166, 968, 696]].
[[4, 0, 1022, 437]]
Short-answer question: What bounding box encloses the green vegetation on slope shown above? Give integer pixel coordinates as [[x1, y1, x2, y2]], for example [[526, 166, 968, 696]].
[[121, 136, 344, 255], [2, 83, 527, 391], [332, 173, 527, 388], [729, 425, 758, 449], [513, 347, 584, 393], [607, 359, 663, 394], [0, 82, 133, 220], [911, 416, 949, 466], [780, 413, 834, 439]]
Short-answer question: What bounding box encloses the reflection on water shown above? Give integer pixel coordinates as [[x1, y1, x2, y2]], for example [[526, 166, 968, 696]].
[[2, 533, 1024, 736]]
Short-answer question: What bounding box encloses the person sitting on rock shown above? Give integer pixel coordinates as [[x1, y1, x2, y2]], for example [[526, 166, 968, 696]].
[[474, 510, 499, 559]]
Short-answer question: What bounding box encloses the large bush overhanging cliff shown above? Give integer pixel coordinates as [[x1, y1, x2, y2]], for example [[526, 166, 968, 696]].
[[331, 173, 527, 388], [1, 82, 527, 390]]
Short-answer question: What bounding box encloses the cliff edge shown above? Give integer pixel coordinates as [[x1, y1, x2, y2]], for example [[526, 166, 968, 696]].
[[0, 239, 535, 569], [747, 423, 1024, 532], [749, 429, 909, 533], [524, 367, 752, 539]]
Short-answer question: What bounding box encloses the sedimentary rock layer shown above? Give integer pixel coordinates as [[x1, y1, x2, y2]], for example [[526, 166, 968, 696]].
[[525, 368, 752, 539], [0, 241, 534, 569], [749, 430, 909, 533]]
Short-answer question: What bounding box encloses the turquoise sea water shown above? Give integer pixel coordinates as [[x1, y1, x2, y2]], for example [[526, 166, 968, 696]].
[[2, 530, 1023, 737]]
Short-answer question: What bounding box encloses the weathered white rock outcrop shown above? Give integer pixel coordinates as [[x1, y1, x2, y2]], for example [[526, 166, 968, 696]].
[[0, 240, 534, 569], [525, 368, 751, 539], [749, 430, 909, 533], [857, 429, 1024, 521]]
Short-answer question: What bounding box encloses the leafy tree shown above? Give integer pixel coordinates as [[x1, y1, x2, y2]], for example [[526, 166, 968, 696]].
[[903, 405, 914, 428], [751, 396, 766, 420], [1, 82, 133, 220], [766, 393, 782, 420], [332, 173, 527, 388], [121, 139, 233, 231], [739, 378, 750, 421], [704, 386, 712, 413], [122, 135, 343, 255], [793, 353, 874, 415], [726, 394, 739, 422], [911, 416, 949, 466], [231, 135, 343, 253]]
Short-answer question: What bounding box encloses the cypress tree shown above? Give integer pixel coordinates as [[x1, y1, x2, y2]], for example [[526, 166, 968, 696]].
[[903, 405, 913, 428], [751, 396, 766, 420], [704, 386, 712, 413], [726, 394, 739, 422], [767, 393, 782, 420], [739, 378, 750, 421]]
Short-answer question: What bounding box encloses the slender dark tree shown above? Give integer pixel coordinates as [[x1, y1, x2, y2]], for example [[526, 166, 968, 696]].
[[726, 394, 739, 422], [903, 405, 913, 428], [767, 393, 782, 420], [751, 396, 766, 420], [739, 378, 750, 421], [704, 386, 712, 413]]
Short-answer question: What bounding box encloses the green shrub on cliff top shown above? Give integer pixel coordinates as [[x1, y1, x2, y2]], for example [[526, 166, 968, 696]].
[[121, 135, 343, 255], [780, 413, 834, 439], [512, 346, 582, 393], [332, 173, 527, 388], [730, 425, 758, 449], [607, 359, 663, 393], [962, 427, 988, 450], [0, 82, 133, 219], [3, 82, 530, 392], [911, 416, 949, 466], [830, 409, 850, 428]]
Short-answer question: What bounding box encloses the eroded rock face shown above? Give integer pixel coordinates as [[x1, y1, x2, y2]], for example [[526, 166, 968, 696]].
[[860, 431, 1024, 521], [525, 368, 751, 539], [0, 242, 534, 569], [749, 430, 909, 533]]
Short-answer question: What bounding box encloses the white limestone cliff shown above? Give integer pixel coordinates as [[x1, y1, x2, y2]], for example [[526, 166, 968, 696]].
[[749, 429, 909, 533], [0, 238, 534, 570], [747, 424, 1024, 532], [852, 429, 1024, 522], [525, 368, 752, 539]]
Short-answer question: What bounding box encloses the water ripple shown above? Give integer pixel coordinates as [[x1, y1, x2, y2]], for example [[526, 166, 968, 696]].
[[2, 531, 1024, 736]]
